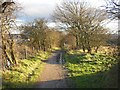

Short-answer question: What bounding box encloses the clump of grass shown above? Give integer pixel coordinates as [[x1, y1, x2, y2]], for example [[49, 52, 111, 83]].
[[37, 51, 52, 60]]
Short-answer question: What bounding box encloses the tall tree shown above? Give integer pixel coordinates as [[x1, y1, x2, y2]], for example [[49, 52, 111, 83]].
[[0, 0, 20, 68], [21, 19, 62, 52], [53, 0, 108, 53]]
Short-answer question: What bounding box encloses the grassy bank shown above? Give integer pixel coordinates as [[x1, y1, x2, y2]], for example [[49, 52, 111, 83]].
[[2, 51, 52, 88], [64, 50, 118, 88]]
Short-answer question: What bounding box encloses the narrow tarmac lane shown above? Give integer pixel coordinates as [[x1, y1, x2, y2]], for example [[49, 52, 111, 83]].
[[35, 51, 69, 88]]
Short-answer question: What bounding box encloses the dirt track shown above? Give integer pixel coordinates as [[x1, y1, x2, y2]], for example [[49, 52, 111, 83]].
[[35, 51, 69, 88]]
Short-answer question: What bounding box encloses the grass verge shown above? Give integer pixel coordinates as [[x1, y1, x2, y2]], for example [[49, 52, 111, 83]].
[[64, 50, 118, 88], [2, 51, 52, 88]]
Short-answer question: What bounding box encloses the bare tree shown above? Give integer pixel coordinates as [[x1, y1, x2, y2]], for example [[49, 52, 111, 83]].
[[104, 0, 120, 19], [103, 0, 120, 56], [21, 18, 62, 52], [53, 0, 108, 53], [0, 0, 21, 68]]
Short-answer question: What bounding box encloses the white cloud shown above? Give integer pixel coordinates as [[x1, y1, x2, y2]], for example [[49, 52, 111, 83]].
[[17, 0, 62, 19]]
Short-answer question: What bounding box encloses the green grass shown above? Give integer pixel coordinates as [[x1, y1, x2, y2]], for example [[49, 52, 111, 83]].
[[64, 50, 118, 88], [36, 51, 52, 60], [2, 50, 52, 88]]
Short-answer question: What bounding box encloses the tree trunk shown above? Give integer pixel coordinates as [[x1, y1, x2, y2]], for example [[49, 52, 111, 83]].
[[87, 47, 91, 54], [42, 40, 46, 51], [2, 44, 12, 65], [82, 43, 85, 52], [10, 40, 17, 64], [11, 49, 16, 64], [25, 46, 27, 59], [1, 33, 13, 67], [86, 38, 91, 54], [38, 41, 41, 50], [43, 46, 46, 51], [75, 35, 79, 49]]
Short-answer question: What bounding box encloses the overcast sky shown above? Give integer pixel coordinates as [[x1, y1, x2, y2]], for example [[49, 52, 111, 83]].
[[16, 0, 118, 33]]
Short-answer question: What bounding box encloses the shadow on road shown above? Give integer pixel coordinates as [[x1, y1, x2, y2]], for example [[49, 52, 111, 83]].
[[35, 78, 74, 88]]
